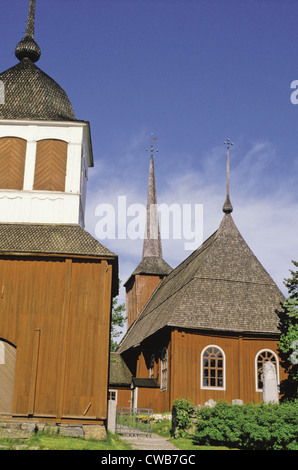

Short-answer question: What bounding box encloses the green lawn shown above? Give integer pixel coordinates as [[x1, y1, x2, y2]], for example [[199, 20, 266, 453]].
[[0, 419, 234, 451], [0, 431, 132, 451]]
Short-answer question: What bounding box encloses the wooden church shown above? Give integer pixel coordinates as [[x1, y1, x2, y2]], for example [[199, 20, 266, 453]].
[[110, 140, 287, 413], [0, 1, 118, 433]]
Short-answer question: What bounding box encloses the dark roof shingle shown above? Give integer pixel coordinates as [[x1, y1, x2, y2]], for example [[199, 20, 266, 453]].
[[0, 223, 116, 258]]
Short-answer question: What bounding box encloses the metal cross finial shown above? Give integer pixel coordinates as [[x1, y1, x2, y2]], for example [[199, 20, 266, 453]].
[[224, 138, 233, 150], [146, 134, 159, 158]]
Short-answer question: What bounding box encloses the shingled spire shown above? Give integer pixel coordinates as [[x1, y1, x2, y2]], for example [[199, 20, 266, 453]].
[[15, 0, 41, 63], [142, 141, 162, 258], [124, 138, 172, 329]]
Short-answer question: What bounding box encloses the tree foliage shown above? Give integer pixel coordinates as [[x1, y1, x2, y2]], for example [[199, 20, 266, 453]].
[[110, 281, 126, 352], [278, 260, 298, 400]]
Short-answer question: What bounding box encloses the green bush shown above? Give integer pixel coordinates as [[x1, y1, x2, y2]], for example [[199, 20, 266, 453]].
[[193, 400, 298, 450], [172, 398, 195, 437]]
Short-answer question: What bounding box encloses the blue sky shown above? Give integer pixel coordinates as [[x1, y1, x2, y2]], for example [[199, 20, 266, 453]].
[[1, 0, 298, 318]]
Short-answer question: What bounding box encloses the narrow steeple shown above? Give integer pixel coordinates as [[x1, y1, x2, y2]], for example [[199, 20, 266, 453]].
[[143, 138, 162, 258], [15, 0, 41, 63], [222, 138, 233, 214]]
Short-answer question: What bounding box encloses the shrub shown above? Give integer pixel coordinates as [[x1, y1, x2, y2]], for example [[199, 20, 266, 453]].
[[172, 398, 195, 437], [193, 400, 298, 450]]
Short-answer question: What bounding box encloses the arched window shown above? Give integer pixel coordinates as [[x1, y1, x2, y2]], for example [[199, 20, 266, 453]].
[[34, 139, 68, 191], [201, 345, 225, 389], [149, 354, 155, 379], [0, 137, 27, 190], [160, 348, 168, 391], [255, 349, 279, 392]]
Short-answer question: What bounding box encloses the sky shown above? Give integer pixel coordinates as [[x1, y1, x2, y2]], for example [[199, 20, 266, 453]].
[[1, 0, 298, 334]]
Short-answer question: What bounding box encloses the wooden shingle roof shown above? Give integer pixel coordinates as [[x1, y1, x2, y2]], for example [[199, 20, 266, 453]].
[[0, 223, 116, 258], [0, 0, 76, 122], [118, 213, 284, 353], [109, 352, 132, 387]]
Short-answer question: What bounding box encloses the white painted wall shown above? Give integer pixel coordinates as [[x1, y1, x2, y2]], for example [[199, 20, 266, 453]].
[[0, 120, 93, 227]]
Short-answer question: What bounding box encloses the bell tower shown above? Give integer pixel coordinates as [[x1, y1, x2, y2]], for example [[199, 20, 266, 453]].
[[0, 0, 92, 227], [124, 138, 172, 329]]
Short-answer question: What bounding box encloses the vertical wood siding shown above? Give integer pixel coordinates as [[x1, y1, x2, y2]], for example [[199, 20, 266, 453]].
[[0, 137, 27, 190], [34, 139, 67, 191], [0, 255, 113, 423], [132, 328, 287, 412]]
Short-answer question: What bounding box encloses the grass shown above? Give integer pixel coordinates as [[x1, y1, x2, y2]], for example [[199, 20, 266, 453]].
[[0, 431, 132, 451], [0, 418, 234, 451]]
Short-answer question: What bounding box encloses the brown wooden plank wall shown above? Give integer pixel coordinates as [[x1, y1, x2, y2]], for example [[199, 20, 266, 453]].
[[34, 139, 67, 191], [0, 255, 113, 423], [170, 329, 286, 407], [0, 137, 27, 190], [134, 328, 286, 412]]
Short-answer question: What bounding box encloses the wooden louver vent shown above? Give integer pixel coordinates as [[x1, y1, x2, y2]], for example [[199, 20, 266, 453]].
[[34, 139, 68, 192], [0, 137, 27, 190]]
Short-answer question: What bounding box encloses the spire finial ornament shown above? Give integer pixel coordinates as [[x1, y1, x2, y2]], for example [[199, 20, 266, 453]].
[[15, 0, 41, 63], [222, 138, 233, 214], [146, 134, 159, 160]]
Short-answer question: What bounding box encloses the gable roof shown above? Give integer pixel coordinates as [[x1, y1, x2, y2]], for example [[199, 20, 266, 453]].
[[118, 213, 284, 353]]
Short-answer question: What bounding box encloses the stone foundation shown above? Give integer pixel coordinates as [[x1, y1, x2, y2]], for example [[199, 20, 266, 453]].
[[0, 421, 107, 440]]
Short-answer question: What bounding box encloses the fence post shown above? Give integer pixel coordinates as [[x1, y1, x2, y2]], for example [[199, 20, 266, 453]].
[[107, 400, 117, 434]]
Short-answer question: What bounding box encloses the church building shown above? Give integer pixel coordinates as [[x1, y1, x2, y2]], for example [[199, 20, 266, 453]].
[[111, 140, 287, 413], [0, 1, 118, 434]]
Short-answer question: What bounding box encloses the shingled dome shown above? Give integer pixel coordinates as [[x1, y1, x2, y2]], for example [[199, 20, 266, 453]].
[[0, 0, 76, 122]]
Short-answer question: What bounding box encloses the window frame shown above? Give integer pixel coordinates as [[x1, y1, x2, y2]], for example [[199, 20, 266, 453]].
[[160, 348, 168, 391], [201, 345, 226, 390], [255, 349, 279, 392], [108, 389, 118, 402]]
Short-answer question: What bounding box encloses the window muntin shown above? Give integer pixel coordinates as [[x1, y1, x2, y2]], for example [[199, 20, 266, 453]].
[[108, 390, 117, 401], [160, 348, 168, 391], [255, 349, 279, 392], [201, 345, 225, 389]]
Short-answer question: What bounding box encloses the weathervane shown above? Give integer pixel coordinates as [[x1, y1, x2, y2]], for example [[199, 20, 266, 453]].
[[223, 138, 234, 214], [146, 134, 159, 158]]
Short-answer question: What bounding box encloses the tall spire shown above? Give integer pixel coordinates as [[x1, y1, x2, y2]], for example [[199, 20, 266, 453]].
[[15, 0, 41, 63], [222, 138, 233, 214], [142, 137, 162, 258]]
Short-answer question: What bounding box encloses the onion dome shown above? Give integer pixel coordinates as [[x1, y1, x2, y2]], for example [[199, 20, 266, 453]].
[[0, 0, 76, 121]]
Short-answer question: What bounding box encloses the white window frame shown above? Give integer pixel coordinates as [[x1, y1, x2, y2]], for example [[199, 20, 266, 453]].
[[108, 389, 118, 402], [255, 349, 280, 392], [160, 348, 168, 391], [201, 345, 226, 390]]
